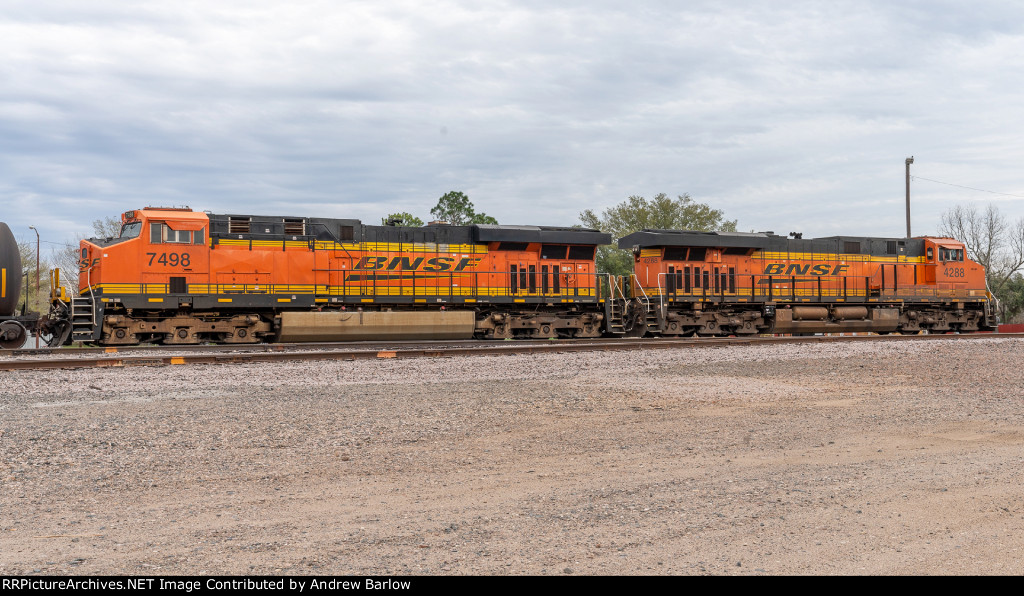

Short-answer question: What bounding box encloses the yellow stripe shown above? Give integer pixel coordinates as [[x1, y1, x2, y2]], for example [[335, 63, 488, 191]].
[[91, 283, 601, 300], [218, 238, 490, 254], [170, 357, 186, 365], [277, 298, 291, 303], [754, 251, 928, 264], [1, 268, 5, 298]]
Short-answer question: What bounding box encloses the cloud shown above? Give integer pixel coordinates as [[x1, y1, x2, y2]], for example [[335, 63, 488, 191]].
[[3, 0, 1024, 247]]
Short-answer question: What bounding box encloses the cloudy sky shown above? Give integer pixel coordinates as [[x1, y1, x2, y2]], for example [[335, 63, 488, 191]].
[[3, 0, 1024, 250]]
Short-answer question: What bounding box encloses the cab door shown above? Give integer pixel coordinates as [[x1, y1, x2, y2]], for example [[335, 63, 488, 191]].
[[922, 242, 937, 284], [142, 220, 210, 295]]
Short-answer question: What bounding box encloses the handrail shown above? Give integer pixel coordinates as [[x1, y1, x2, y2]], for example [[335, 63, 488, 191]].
[[632, 274, 652, 312], [656, 272, 666, 313], [605, 273, 623, 302], [95, 271, 612, 301], [633, 272, 989, 302], [86, 265, 96, 327]]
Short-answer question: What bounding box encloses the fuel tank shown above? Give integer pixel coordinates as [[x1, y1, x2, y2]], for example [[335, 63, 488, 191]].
[[277, 310, 476, 342], [0, 222, 23, 317]]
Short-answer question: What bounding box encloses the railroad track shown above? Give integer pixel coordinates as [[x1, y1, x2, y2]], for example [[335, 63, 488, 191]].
[[1, 333, 1021, 372]]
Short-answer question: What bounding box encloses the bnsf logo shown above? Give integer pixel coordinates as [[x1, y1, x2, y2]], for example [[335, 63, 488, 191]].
[[355, 256, 482, 272], [763, 264, 850, 275]]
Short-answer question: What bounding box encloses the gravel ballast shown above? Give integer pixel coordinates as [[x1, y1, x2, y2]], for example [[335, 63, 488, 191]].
[[1, 338, 1023, 575]]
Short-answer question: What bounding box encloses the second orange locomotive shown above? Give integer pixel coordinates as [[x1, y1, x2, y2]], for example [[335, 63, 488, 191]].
[[620, 229, 994, 336]]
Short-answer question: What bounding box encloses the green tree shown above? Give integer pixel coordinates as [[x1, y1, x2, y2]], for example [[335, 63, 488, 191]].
[[382, 212, 424, 227], [998, 273, 1024, 323], [430, 191, 498, 225], [580, 193, 738, 277]]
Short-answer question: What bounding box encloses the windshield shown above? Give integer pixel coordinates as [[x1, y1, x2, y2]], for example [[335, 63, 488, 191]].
[[120, 221, 142, 239]]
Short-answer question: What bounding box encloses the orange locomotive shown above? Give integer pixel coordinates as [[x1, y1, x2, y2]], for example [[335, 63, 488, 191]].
[[59, 207, 612, 345], [618, 229, 996, 336]]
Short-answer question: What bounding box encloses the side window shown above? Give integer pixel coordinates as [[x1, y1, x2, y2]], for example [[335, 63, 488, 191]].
[[151, 222, 196, 244], [194, 227, 205, 246], [166, 227, 192, 244]]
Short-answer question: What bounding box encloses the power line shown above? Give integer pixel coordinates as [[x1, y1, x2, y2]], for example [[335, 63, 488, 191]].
[[911, 175, 1024, 199]]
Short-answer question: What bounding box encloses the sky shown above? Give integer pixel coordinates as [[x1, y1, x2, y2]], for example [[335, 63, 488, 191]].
[[3, 0, 1024, 252]]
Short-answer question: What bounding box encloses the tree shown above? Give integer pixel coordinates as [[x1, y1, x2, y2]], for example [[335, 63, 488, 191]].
[[51, 216, 123, 293], [580, 193, 738, 277], [430, 191, 498, 225], [92, 217, 122, 238], [382, 212, 424, 227], [997, 273, 1024, 322], [939, 203, 1024, 321]]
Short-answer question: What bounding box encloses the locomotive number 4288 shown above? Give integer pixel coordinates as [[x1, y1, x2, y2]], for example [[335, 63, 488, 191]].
[[146, 252, 191, 267], [943, 267, 966, 278]]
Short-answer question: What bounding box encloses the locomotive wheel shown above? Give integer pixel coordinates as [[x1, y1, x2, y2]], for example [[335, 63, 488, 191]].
[[0, 320, 28, 349]]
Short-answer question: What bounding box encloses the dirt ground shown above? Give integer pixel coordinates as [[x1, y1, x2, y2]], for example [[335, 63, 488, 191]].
[[1, 337, 1023, 575]]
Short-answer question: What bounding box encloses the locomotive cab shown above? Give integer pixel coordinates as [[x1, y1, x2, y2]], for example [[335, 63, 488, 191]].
[[920, 238, 982, 290], [79, 208, 210, 298]]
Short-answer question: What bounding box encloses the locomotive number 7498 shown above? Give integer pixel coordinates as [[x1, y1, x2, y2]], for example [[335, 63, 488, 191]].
[[146, 252, 191, 267]]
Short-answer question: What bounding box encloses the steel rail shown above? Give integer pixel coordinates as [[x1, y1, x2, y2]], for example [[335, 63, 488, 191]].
[[1, 333, 1021, 372], [1, 337, 632, 359]]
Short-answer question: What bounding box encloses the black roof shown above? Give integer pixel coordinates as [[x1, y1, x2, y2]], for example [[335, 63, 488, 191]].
[[207, 213, 610, 246], [473, 225, 610, 246], [618, 229, 928, 258]]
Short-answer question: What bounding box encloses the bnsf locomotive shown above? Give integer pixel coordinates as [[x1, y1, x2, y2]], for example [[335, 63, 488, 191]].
[[0, 207, 998, 347], [50, 207, 613, 346], [619, 229, 995, 336]]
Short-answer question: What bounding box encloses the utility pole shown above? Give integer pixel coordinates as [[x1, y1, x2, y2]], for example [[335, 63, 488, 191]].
[[905, 156, 914, 238]]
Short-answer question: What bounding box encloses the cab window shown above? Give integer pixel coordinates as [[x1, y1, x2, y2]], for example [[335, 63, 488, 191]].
[[120, 221, 142, 239], [938, 248, 964, 262], [150, 222, 206, 245]]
